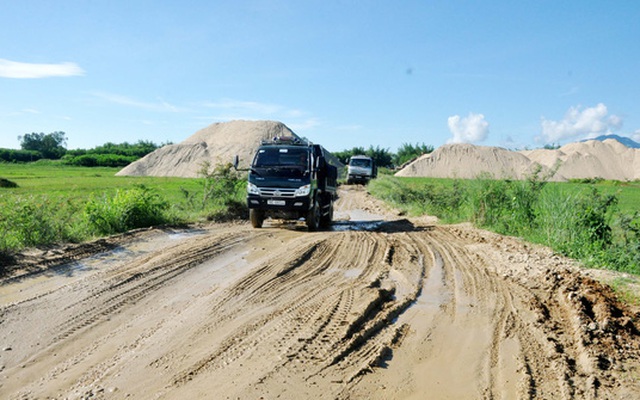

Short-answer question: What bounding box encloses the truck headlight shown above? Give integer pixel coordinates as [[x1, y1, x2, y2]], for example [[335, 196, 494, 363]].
[[295, 184, 311, 197], [247, 182, 261, 195]]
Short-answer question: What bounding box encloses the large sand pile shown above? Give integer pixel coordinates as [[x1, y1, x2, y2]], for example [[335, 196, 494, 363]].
[[117, 120, 341, 178], [396, 139, 640, 181], [520, 139, 640, 181], [395, 143, 551, 180]]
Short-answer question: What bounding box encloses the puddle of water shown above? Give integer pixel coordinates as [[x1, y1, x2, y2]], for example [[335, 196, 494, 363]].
[[343, 268, 363, 278], [0, 229, 207, 306], [330, 220, 384, 232], [330, 208, 388, 232], [396, 251, 451, 329]]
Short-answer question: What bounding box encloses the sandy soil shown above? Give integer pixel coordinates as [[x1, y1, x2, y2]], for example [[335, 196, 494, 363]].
[[1, 186, 639, 399]]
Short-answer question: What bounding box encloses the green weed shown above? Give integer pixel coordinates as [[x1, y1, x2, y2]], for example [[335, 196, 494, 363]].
[[85, 185, 172, 235], [369, 174, 640, 274]]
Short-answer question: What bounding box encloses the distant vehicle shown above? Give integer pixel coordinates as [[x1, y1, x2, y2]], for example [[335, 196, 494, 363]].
[[235, 136, 337, 231], [346, 155, 377, 184]]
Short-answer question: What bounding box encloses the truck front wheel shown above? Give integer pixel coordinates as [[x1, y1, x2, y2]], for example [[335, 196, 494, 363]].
[[250, 209, 264, 228], [306, 201, 320, 231], [319, 201, 333, 229]]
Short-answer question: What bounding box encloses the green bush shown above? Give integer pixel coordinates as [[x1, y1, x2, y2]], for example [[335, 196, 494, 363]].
[[195, 162, 247, 220], [85, 186, 171, 235], [63, 153, 138, 167], [0, 148, 42, 162], [0, 178, 18, 188], [0, 194, 86, 252]]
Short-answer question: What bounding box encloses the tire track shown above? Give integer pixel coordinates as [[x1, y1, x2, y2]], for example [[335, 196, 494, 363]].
[[170, 229, 428, 395], [50, 231, 251, 343], [2, 186, 639, 399]]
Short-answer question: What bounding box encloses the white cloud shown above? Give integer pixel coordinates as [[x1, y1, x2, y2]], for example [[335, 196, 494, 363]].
[[201, 98, 316, 128], [632, 129, 640, 142], [289, 118, 321, 131], [92, 92, 183, 112], [203, 99, 283, 115], [538, 103, 622, 143], [0, 59, 84, 78], [202, 99, 314, 120], [447, 113, 489, 144]]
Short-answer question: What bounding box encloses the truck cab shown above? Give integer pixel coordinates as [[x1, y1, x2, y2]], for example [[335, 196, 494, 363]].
[[245, 137, 337, 231], [347, 155, 377, 184]]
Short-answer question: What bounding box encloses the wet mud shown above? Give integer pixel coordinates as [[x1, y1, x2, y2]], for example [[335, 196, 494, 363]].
[[0, 186, 638, 399]]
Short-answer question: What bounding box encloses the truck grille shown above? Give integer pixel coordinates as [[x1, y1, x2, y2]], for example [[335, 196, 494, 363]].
[[258, 187, 297, 198]]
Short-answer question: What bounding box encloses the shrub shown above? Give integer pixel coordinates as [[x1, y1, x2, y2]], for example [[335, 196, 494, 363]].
[[0, 195, 85, 252], [85, 186, 171, 235], [0, 148, 42, 162], [63, 154, 138, 167], [0, 178, 18, 188], [194, 161, 248, 220]]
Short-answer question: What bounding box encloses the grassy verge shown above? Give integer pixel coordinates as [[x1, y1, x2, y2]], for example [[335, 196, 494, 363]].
[[0, 162, 247, 267], [369, 174, 640, 274]]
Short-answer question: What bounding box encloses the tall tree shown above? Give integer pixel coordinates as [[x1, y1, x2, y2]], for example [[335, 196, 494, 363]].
[[365, 145, 393, 168], [394, 142, 434, 166], [18, 131, 67, 159]]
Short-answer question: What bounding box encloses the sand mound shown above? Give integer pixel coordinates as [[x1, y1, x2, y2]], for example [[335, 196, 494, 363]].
[[395, 143, 549, 180], [520, 139, 640, 181], [118, 120, 301, 178], [397, 139, 640, 181]]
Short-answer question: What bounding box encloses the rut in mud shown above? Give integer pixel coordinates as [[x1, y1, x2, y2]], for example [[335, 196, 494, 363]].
[[0, 186, 639, 399]]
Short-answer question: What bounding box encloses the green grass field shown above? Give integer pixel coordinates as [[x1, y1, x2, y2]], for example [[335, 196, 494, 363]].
[[0, 162, 202, 203]]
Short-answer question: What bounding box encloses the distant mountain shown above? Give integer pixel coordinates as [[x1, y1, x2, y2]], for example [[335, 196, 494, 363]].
[[584, 134, 640, 149]]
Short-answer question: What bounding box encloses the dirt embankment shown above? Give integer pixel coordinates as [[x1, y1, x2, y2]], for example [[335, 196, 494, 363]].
[[1, 186, 639, 399]]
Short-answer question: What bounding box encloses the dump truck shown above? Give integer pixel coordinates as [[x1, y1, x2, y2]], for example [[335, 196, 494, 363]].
[[236, 136, 337, 231], [346, 155, 377, 184]]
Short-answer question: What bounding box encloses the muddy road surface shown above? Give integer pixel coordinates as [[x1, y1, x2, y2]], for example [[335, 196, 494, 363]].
[[1, 186, 639, 399]]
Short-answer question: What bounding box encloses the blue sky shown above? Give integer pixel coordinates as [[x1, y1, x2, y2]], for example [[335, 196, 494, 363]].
[[1, 1, 639, 153]]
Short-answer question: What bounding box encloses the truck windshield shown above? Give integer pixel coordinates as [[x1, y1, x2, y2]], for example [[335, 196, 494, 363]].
[[350, 159, 371, 168], [253, 147, 309, 169]]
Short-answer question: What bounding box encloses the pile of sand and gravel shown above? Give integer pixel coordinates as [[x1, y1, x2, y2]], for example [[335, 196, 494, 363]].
[[118, 120, 303, 178], [119, 120, 639, 182], [396, 138, 640, 181]]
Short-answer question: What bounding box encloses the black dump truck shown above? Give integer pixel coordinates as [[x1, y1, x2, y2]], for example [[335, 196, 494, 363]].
[[236, 136, 338, 231]]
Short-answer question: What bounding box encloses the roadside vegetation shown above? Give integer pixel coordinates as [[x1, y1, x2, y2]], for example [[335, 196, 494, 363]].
[[369, 172, 640, 275], [0, 162, 246, 269]]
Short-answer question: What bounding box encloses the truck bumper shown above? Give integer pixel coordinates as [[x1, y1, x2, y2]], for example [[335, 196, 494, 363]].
[[247, 195, 311, 211], [348, 174, 371, 183]]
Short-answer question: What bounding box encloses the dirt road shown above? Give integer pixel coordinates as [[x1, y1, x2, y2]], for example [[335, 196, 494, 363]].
[[1, 186, 639, 399]]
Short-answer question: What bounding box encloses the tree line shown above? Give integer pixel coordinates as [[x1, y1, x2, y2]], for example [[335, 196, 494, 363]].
[[0, 131, 165, 166], [1, 131, 434, 169], [333, 142, 434, 169]]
